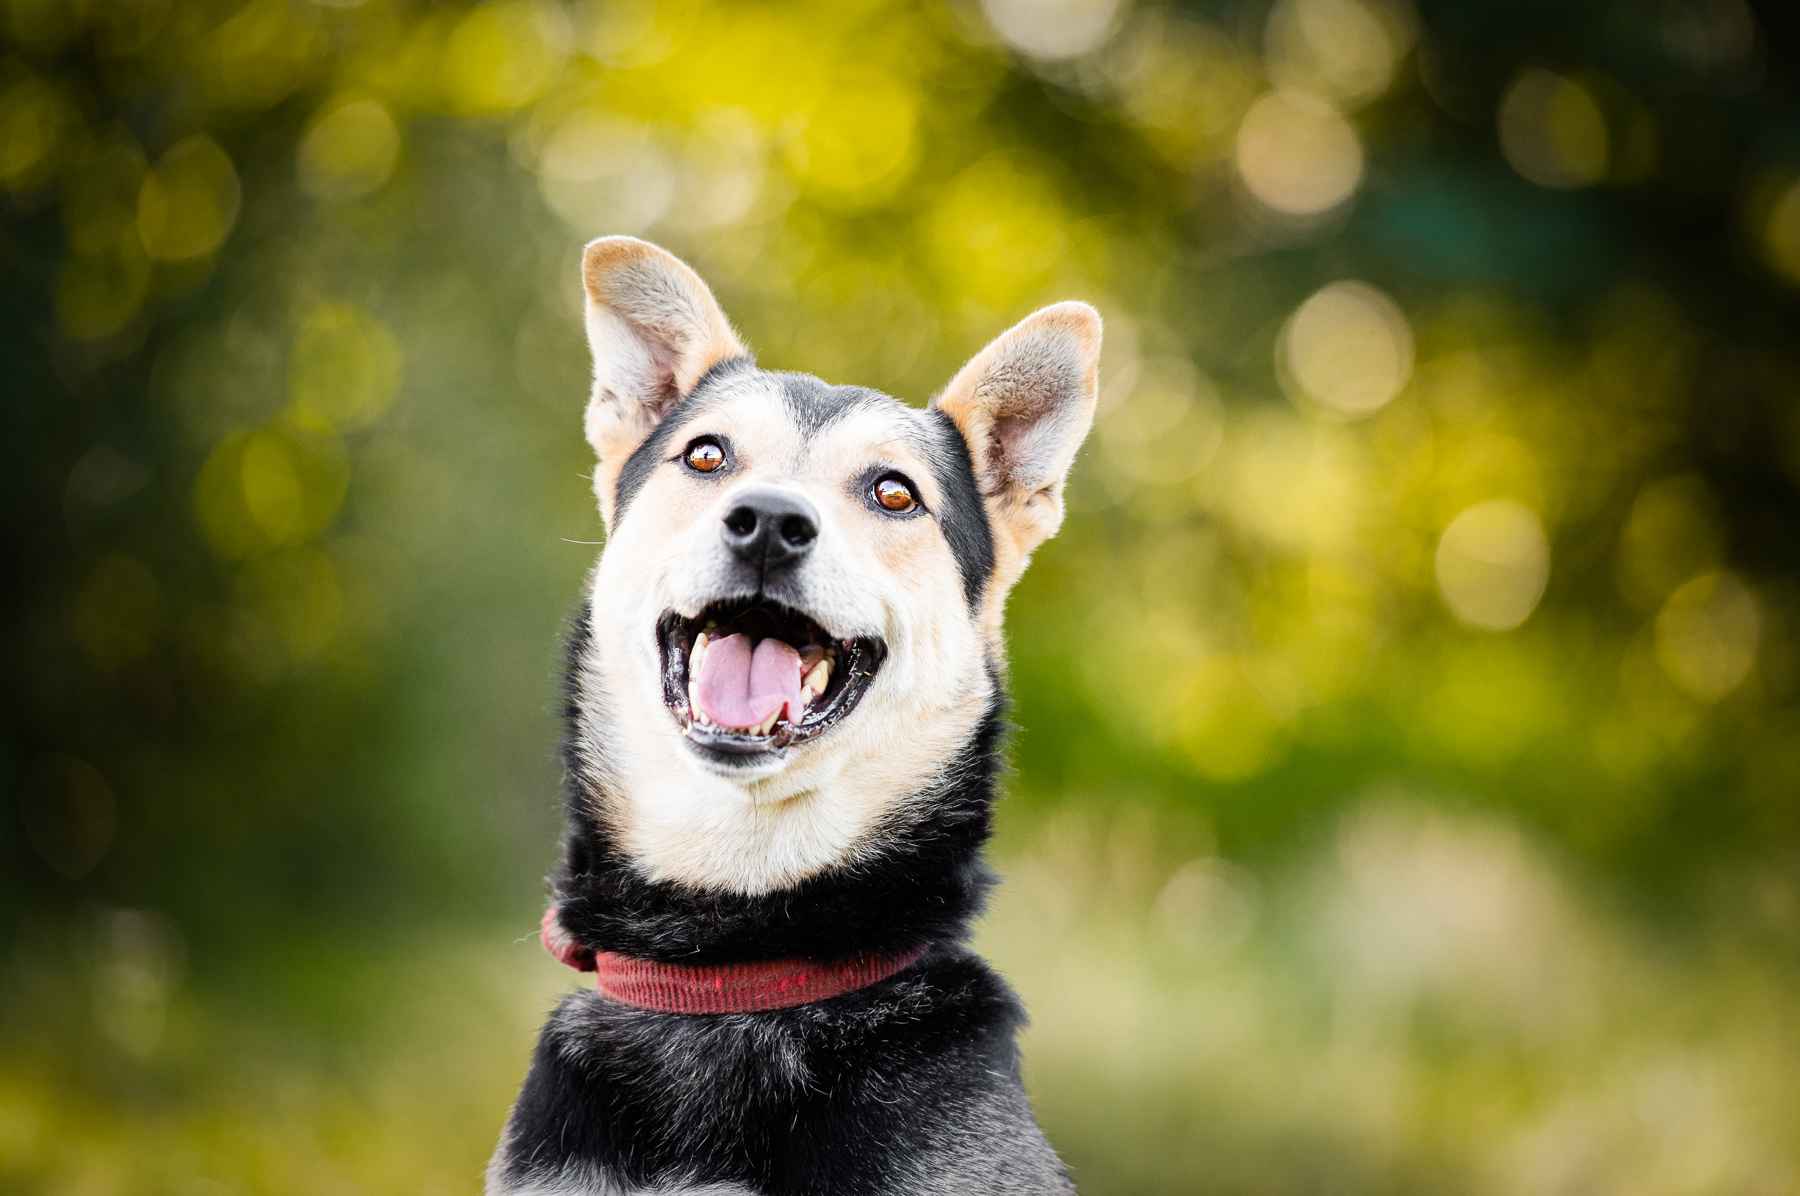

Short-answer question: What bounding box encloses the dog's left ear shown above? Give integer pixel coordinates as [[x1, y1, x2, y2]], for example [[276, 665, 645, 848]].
[[581, 236, 747, 525], [932, 302, 1101, 599]]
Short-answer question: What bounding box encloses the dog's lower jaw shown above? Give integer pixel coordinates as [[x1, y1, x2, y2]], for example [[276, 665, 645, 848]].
[[677, 737, 794, 783]]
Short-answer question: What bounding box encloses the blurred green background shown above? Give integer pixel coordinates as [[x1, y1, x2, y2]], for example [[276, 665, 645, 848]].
[[6, 0, 1800, 1192]]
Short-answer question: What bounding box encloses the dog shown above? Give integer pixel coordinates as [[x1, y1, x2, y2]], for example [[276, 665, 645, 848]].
[[487, 236, 1102, 1195]]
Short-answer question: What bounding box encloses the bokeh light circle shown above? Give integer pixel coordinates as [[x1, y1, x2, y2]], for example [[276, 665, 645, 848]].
[[20, 755, 117, 880], [298, 96, 401, 200], [1235, 89, 1364, 216], [137, 136, 241, 261], [443, 0, 568, 115], [1498, 68, 1609, 189], [536, 114, 674, 234], [288, 303, 404, 431], [1264, 0, 1407, 110], [980, 0, 1125, 61], [1279, 280, 1413, 418], [1654, 571, 1760, 702], [0, 74, 76, 192], [1435, 501, 1552, 631], [1615, 474, 1723, 610], [1757, 177, 1800, 287]]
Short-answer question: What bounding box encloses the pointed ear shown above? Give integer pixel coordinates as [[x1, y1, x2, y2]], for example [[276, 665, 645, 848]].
[[581, 236, 747, 525], [932, 302, 1101, 589]]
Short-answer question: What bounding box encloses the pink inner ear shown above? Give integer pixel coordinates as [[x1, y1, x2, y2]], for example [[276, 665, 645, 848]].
[[990, 410, 1033, 477], [987, 393, 1082, 495], [647, 378, 682, 423]]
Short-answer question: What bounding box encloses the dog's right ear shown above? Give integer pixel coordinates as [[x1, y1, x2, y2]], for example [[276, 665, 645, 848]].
[[581, 237, 747, 526]]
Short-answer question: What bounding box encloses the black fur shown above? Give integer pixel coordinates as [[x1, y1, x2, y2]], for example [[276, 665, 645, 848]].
[[920, 407, 995, 610], [491, 610, 1073, 1193], [499, 951, 1041, 1194], [775, 372, 885, 439]]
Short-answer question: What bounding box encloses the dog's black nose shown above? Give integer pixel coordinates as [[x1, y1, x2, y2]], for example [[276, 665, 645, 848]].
[[721, 487, 819, 572]]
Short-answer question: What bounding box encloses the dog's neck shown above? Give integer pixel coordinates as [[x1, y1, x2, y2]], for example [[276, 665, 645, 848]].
[[550, 752, 1000, 963], [550, 612, 1006, 965]]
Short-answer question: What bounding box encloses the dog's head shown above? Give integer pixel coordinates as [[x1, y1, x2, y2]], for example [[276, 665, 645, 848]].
[[572, 237, 1100, 894]]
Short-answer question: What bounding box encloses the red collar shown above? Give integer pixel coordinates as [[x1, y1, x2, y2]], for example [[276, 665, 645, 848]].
[[540, 905, 926, 1015]]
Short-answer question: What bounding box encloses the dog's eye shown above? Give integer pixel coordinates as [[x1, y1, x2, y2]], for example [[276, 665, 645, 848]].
[[684, 438, 726, 474], [872, 475, 918, 514]]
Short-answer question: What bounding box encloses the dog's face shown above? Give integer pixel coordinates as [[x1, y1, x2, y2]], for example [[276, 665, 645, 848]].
[[574, 238, 1100, 894]]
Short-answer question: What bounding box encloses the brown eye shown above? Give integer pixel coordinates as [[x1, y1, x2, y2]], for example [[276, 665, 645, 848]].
[[684, 438, 725, 474], [873, 475, 917, 513]]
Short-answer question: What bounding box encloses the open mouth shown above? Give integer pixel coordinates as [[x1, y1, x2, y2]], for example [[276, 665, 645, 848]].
[[657, 599, 886, 759]]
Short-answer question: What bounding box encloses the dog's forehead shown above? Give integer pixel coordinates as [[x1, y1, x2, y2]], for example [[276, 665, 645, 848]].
[[704, 370, 942, 473]]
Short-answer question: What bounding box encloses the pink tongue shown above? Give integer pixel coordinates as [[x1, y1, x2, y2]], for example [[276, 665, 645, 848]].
[[694, 633, 804, 730]]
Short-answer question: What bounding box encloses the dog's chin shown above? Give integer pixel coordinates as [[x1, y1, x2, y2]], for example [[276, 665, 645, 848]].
[[655, 597, 885, 777], [679, 734, 796, 783]]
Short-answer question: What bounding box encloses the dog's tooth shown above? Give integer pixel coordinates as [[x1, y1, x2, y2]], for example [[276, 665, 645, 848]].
[[755, 711, 778, 736], [689, 633, 708, 677], [802, 658, 830, 696]]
